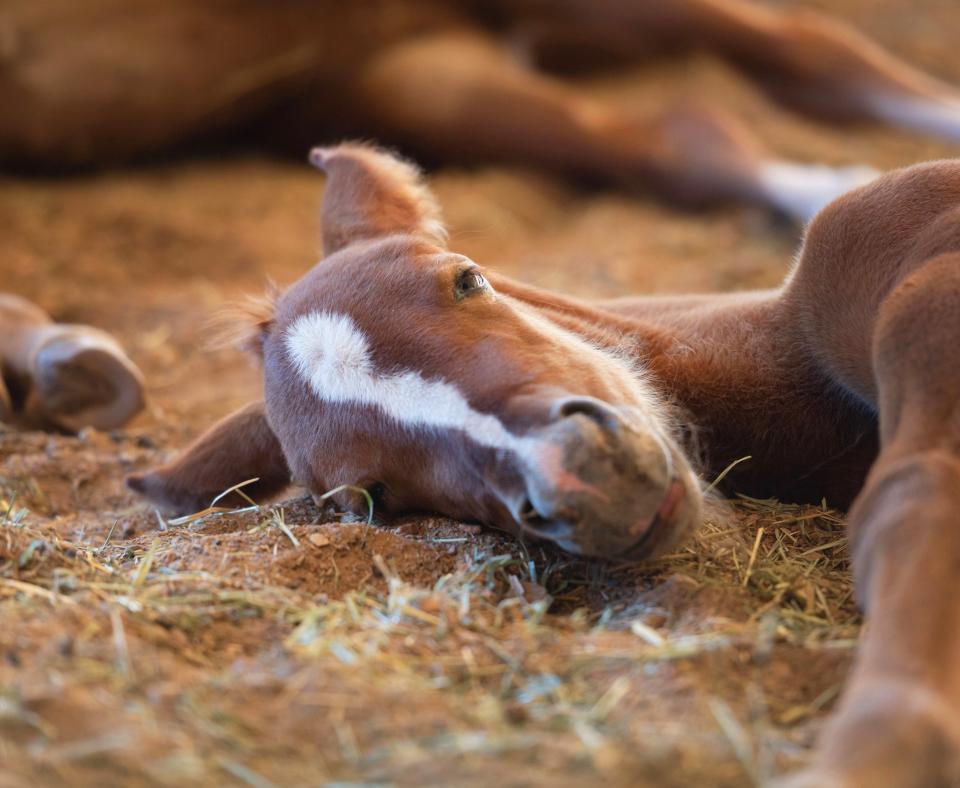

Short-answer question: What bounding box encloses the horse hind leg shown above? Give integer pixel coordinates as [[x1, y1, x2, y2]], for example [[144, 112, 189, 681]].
[[0, 376, 11, 423], [782, 253, 960, 786], [0, 294, 145, 432], [347, 29, 875, 222], [504, 0, 960, 143]]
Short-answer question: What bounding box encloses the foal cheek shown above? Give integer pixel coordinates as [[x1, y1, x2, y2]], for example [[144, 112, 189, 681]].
[[409, 451, 490, 524]]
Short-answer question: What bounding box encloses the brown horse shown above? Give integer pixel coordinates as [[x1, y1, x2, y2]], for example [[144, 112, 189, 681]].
[[0, 294, 144, 431], [129, 143, 960, 786], [7, 0, 960, 221]]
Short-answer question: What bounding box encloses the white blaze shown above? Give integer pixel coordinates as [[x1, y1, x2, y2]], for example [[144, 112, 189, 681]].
[[284, 310, 527, 453]]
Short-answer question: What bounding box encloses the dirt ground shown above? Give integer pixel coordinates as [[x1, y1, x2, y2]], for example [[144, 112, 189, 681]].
[[3, 1, 960, 785]]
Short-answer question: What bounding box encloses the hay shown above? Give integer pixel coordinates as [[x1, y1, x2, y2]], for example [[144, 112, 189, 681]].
[[0, 462, 858, 785]]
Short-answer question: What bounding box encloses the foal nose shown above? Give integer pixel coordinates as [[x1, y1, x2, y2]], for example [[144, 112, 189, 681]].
[[519, 397, 684, 559]]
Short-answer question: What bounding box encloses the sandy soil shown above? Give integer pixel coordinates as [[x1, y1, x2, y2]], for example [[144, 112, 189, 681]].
[[2, 1, 960, 785]]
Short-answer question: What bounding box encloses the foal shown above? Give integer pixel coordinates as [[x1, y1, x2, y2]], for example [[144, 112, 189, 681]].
[[7, 0, 960, 221], [130, 144, 960, 785]]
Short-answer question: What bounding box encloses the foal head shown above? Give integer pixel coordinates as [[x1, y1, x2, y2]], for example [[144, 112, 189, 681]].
[[131, 144, 702, 560]]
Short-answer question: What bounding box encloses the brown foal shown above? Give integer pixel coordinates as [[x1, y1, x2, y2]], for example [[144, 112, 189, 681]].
[[6, 0, 960, 221], [129, 143, 960, 786]]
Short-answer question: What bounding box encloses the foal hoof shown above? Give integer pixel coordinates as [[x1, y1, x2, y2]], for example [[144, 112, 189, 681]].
[[31, 327, 145, 432]]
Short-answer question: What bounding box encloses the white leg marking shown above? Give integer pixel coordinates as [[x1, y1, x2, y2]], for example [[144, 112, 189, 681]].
[[284, 311, 527, 453], [758, 161, 880, 223], [866, 93, 960, 143]]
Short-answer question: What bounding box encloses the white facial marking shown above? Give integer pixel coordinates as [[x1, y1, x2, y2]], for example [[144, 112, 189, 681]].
[[284, 310, 528, 453]]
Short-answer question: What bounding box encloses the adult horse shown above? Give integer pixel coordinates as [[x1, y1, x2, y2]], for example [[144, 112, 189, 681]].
[[130, 143, 960, 786], [7, 0, 960, 220]]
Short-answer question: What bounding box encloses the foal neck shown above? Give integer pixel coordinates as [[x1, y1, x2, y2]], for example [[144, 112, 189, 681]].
[[490, 274, 677, 360], [490, 274, 793, 368], [491, 274, 877, 504]]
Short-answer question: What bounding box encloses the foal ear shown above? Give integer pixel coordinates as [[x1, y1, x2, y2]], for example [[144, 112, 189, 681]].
[[309, 142, 447, 256], [126, 401, 290, 516]]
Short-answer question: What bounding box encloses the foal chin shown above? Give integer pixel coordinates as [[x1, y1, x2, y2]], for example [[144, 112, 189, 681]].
[[453, 410, 703, 561]]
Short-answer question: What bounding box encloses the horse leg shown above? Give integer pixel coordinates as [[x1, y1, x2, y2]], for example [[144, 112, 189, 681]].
[[500, 0, 960, 142], [0, 295, 48, 423], [0, 294, 144, 431], [783, 254, 960, 786], [348, 30, 875, 222], [0, 293, 55, 378], [0, 376, 11, 423]]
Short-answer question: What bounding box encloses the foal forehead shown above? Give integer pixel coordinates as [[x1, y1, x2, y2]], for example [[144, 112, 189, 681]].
[[274, 237, 475, 351], [270, 237, 526, 453], [285, 310, 373, 377], [292, 237, 465, 302]]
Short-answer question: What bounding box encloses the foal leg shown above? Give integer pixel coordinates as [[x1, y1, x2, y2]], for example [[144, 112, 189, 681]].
[[785, 254, 960, 786], [349, 30, 875, 222], [0, 376, 11, 423], [503, 0, 960, 142], [0, 294, 145, 431]]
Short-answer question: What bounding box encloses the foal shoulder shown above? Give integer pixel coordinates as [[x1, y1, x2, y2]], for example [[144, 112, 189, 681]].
[[784, 159, 960, 403], [797, 159, 960, 284]]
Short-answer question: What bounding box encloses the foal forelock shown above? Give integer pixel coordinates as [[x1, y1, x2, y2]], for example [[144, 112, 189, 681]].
[[283, 310, 528, 454]]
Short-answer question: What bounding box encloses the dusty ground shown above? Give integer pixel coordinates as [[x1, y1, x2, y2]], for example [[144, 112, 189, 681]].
[[2, 1, 960, 785]]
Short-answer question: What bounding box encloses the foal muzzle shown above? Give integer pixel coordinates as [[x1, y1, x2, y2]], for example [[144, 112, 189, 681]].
[[516, 397, 691, 559]]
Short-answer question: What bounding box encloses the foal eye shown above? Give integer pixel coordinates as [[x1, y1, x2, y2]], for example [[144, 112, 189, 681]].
[[454, 268, 487, 300]]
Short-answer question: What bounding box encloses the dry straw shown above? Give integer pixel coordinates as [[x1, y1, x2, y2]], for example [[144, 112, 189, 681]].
[[0, 468, 858, 784]]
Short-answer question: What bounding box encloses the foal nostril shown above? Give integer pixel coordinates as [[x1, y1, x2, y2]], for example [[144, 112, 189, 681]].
[[556, 397, 622, 434], [518, 497, 575, 539]]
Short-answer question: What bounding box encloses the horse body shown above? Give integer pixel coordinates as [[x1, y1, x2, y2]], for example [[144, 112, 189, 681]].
[[7, 0, 960, 221]]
